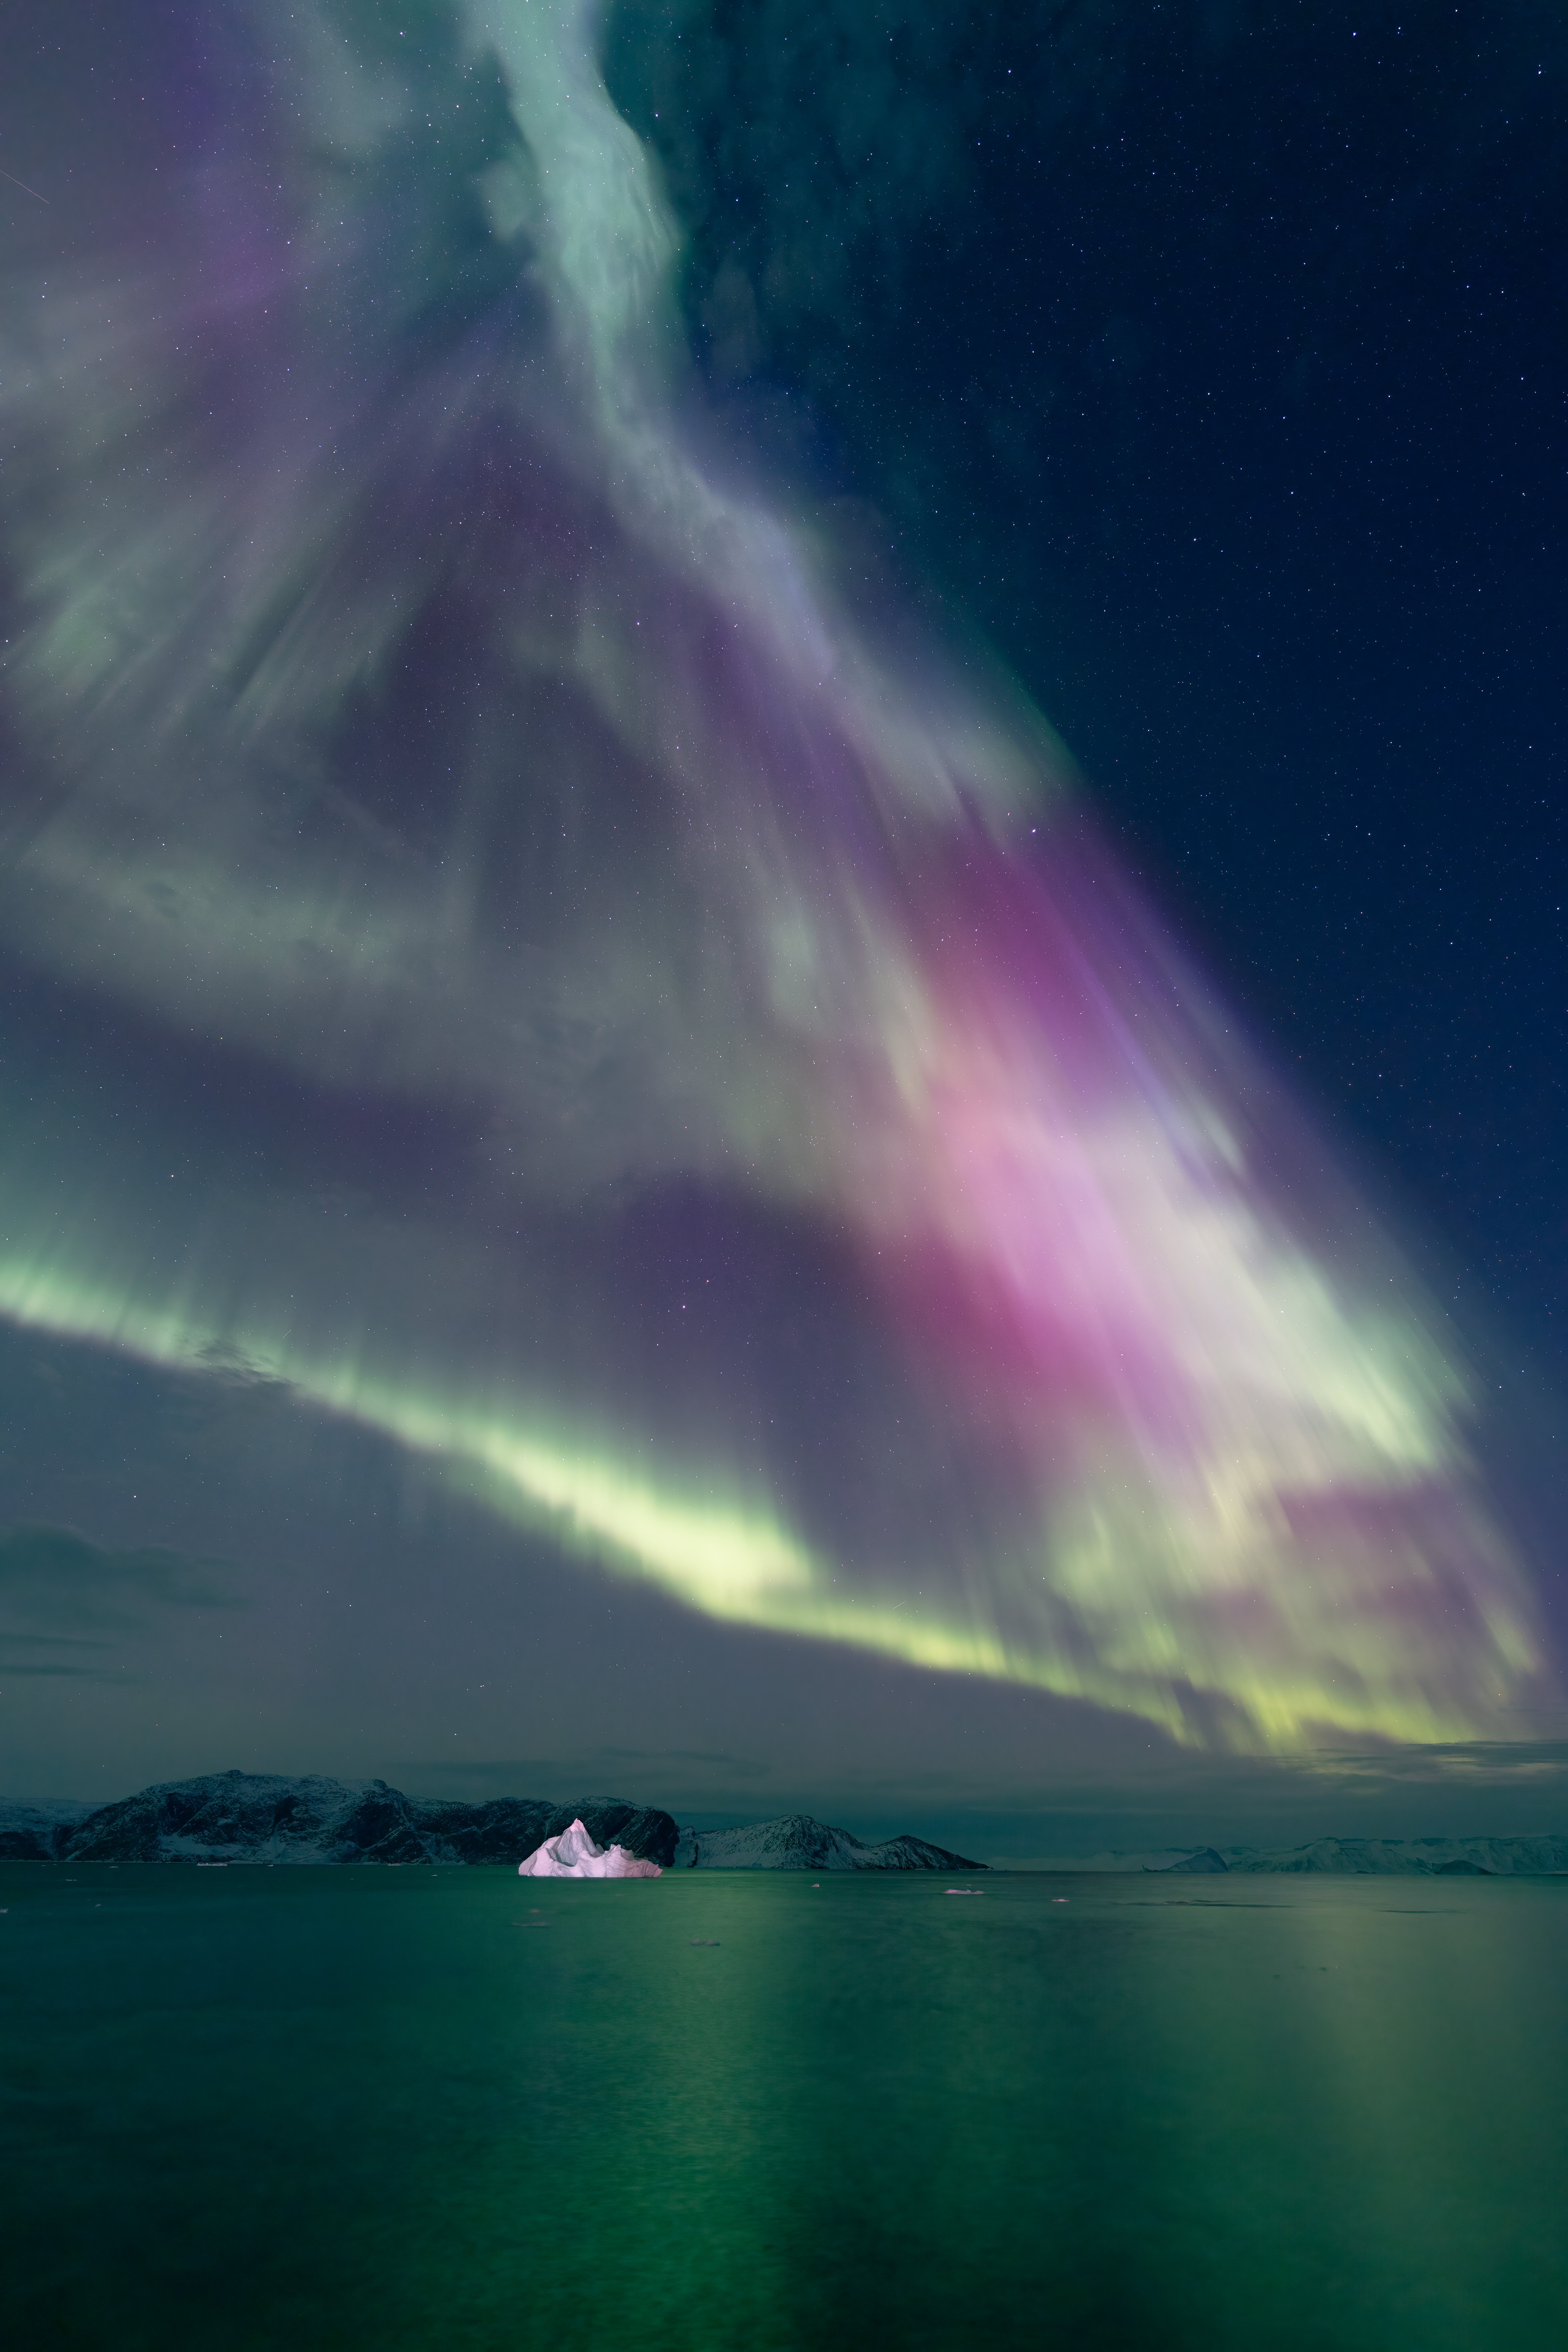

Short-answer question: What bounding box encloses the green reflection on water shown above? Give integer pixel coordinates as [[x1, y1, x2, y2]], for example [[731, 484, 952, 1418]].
[[1, 1868, 1564, 2350]]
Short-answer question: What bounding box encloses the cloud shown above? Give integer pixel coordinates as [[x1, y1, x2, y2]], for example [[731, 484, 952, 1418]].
[[596, 1745, 770, 1772], [400, 1746, 773, 1797], [0, 1632, 115, 1648], [0, 1522, 244, 1632], [0, 1628, 120, 1680], [0, 1664, 134, 1678], [1297, 1740, 1568, 1787], [399, 1758, 570, 1790]]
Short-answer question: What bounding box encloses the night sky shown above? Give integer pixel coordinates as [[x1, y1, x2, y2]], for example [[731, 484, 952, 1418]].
[[1, 0, 1563, 1858], [612, 0, 1567, 1363]]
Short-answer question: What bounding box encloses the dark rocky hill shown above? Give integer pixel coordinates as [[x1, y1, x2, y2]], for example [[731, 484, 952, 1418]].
[[0, 1800, 95, 1863], [672, 1814, 986, 1870]]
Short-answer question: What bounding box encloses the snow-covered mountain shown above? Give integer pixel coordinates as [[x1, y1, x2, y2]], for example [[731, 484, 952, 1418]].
[[1110, 1837, 1568, 1875], [0, 1799, 97, 1861], [1025, 1835, 1568, 1874], [518, 1818, 661, 1878], [1190, 1835, 1568, 1876], [0, 1772, 677, 1866], [672, 1814, 986, 1870]]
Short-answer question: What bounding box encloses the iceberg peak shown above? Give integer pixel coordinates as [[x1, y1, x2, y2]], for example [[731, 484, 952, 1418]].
[[518, 1818, 662, 1878]]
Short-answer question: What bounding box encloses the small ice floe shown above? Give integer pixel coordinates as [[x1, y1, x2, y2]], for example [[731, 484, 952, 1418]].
[[944, 1887, 982, 1896], [517, 1819, 662, 1878]]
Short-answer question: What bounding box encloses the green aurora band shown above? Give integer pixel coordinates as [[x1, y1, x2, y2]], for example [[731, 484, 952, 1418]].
[[0, 0, 1549, 1753]]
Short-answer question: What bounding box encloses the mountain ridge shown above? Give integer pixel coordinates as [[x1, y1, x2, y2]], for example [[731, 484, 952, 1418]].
[[1151, 1834, 1568, 1876], [0, 1779, 984, 1871], [5, 1782, 1564, 1873], [673, 1814, 987, 1871], [0, 1772, 678, 1867], [1076, 1835, 1568, 1875]]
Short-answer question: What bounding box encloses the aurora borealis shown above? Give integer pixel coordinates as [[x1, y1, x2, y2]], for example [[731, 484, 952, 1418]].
[[1, 1, 1561, 1819]]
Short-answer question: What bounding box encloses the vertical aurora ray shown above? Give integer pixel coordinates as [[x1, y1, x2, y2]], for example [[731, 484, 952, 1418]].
[[0, 0, 1546, 1749]]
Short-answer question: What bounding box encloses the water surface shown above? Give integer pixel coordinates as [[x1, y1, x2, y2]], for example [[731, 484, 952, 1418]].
[[2, 1866, 1563, 2349]]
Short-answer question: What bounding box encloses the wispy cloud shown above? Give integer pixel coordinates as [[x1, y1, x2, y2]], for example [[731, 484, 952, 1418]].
[[0, 1663, 136, 1678], [0, 1632, 116, 1649], [595, 1746, 771, 1774], [398, 1758, 567, 1788], [0, 1522, 244, 1632], [1297, 1740, 1568, 1786]]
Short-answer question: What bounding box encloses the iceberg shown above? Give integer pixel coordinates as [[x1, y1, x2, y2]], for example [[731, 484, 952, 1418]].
[[518, 1819, 662, 1879]]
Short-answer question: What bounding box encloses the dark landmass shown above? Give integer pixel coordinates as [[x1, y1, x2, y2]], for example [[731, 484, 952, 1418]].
[[1162, 1847, 1229, 1874], [0, 1772, 677, 1867], [672, 1814, 987, 1871], [1142, 1836, 1568, 1876]]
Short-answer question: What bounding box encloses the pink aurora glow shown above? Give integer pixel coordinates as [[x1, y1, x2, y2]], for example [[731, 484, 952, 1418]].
[[0, 0, 1549, 1752]]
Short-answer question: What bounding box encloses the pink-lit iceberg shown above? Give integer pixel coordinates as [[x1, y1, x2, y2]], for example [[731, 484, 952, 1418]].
[[518, 1820, 662, 1879]]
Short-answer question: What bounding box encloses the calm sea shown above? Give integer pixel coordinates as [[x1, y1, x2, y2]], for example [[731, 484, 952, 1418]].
[[1, 1865, 1563, 2349]]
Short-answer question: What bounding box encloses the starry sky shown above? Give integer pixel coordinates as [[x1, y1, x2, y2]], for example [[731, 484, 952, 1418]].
[[1, 0, 1563, 1858]]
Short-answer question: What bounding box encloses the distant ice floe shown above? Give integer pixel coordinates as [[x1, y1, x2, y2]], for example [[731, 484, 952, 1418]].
[[518, 1819, 662, 1878]]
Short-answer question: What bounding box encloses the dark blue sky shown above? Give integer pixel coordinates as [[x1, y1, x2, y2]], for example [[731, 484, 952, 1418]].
[[613, 0, 1567, 1388]]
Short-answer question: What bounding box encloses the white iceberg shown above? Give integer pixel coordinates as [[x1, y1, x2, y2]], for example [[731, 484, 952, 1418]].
[[517, 1818, 662, 1878]]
